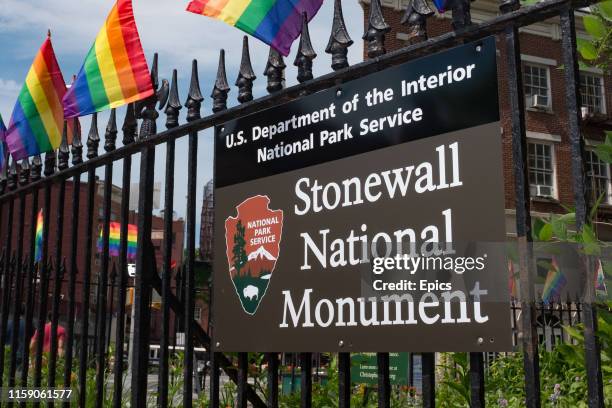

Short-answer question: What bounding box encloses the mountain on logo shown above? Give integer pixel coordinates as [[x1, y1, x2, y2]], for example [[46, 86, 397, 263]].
[[248, 246, 277, 261]]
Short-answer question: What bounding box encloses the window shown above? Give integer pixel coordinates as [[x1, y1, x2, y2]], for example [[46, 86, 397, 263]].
[[586, 150, 611, 203], [194, 307, 202, 321], [528, 142, 555, 198], [580, 73, 606, 114], [524, 64, 551, 109]]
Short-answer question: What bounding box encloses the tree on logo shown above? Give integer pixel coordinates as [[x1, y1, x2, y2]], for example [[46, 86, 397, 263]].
[[232, 219, 248, 276]]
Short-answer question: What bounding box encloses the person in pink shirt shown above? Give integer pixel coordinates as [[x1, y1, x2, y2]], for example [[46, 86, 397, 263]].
[[30, 313, 66, 357]]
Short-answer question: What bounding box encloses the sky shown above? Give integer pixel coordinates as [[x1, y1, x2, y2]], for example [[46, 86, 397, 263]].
[[0, 0, 365, 245]]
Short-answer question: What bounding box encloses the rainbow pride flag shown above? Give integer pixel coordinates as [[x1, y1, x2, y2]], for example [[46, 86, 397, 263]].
[[34, 209, 44, 263], [186, 0, 324, 56], [5, 36, 69, 160], [97, 222, 138, 261], [63, 0, 153, 118], [542, 258, 566, 304]]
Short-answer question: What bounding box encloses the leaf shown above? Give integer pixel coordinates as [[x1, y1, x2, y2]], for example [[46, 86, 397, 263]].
[[581, 225, 601, 255], [539, 223, 554, 241], [577, 38, 599, 60], [583, 15, 607, 39], [533, 217, 546, 240], [559, 212, 576, 224], [598, 1, 612, 21], [551, 215, 568, 239], [595, 143, 612, 163], [590, 192, 607, 221]]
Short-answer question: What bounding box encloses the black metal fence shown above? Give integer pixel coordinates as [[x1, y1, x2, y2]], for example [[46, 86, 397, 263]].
[[0, 0, 606, 406]]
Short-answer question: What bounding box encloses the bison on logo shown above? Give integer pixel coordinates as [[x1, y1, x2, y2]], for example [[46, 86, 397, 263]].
[[225, 195, 283, 315]]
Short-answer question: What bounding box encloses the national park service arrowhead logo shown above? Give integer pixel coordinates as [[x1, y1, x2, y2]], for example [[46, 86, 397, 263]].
[[225, 195, 283, 315]]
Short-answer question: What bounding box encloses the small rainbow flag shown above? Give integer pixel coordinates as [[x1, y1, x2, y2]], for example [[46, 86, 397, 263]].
[[186, 0, 324, 56], [62, 0, 153, 118], [595, 259, 607, 295], [34, 209, 44, 263], [97, 222, 138, 261], [542, 258, 567, 304], [5, 35, 69, 160]]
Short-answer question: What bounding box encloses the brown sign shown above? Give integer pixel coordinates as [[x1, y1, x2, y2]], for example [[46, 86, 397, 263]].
[[213, 38, 512, 352]]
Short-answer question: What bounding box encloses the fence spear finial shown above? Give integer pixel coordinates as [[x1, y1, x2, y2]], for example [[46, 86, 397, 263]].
[[165, 70, 182, 128], [364, 0, 390, 58], [401, 0, 433, 44], [58, 121, 70, 171], [236, 36, 256, 103], [86, 112, 100, 159], [326, 0, 353, 71], [19, 158, 30, 186], [212, 50, 230, 113], [31, 155, 42, 181], [137, 53, 163, 139], [294, 13, 317, 84], [44, 150, 56, 177], [499, 0, 519, 13], [104, 108, 118, 152], [451, 0, 472, 30], [264, 47, 286, 94], [122, 103, 138, 144], [71, 117, 83, 165], [185, 60, 203, 122], [7, 157, 18, 190]]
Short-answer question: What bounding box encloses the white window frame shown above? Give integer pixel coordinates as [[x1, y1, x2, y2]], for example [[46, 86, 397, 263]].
[[194, 306, 202, 321], [523, 62, 553, 111], [585, 148, 612, 204], [579, 71, 607, 115], [527, 140, 558, 200]]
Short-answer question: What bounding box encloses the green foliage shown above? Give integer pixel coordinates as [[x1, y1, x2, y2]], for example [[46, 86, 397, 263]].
[[433, 305, 612, 407], [577, 2, 612, 69], [436, 353, 471, 407]]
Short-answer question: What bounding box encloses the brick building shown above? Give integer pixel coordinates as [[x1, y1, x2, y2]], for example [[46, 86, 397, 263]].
[[359, 0, 612, 238], [0, 177, 185, 344]]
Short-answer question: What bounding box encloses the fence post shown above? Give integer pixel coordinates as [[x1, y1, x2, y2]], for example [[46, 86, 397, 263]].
[[338, 352, 351, 408], [158, 69, 181, 408], [422, 352, 435, 408], [62, 116, 83, 407], [6, 159, 28, 394], [499, 0, 542, 407], [469, 353, 485, 407], [237, 353, 249, 408], [184, 58, 203, 408], [377, 352, 390, 408], [560, 7, 604, 407], [48, 126, 69, 389], [32, 153, 56, 406], [0, 158, 16, 389], [301, 353, 312, 408], [20, 155, 41, 391], [130, 53, 163, 408], [267, 353, 279, 408]]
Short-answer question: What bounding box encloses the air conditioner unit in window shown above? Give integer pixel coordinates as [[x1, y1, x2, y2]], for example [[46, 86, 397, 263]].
[[531, 185, 553, 198], [530, 94, 548, 109]]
